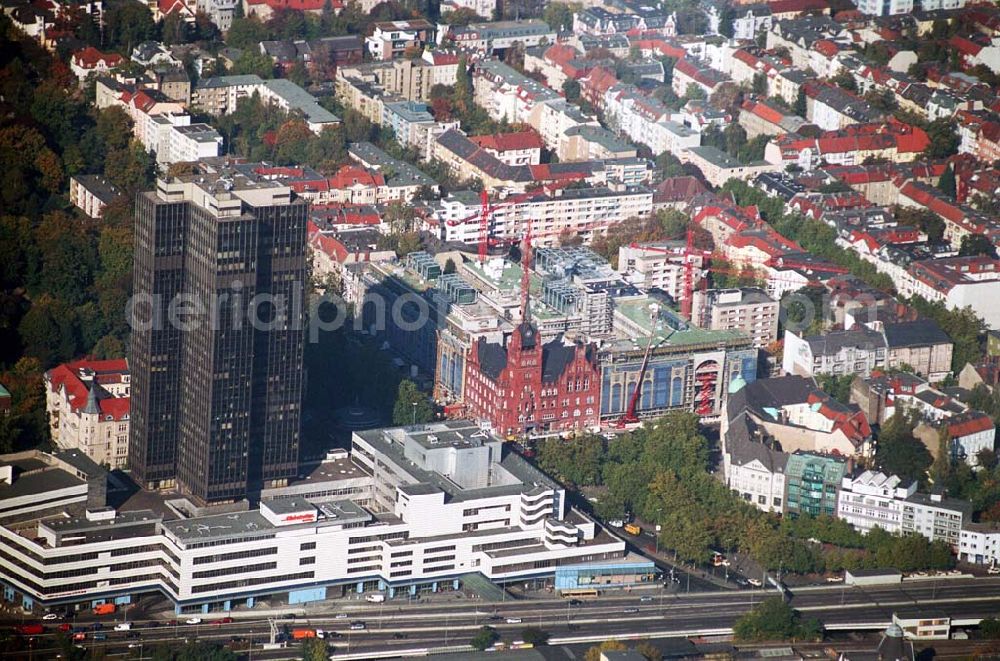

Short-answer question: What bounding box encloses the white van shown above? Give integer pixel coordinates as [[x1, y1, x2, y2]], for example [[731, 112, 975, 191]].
[[365, 594, 386, 603]]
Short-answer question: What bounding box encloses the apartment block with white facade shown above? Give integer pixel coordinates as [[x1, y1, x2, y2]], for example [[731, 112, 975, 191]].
[[959, 522, 1000, 566], [436, 186, 653, 248], [0, 421, 649, 614], [837, 470, 970, 548]]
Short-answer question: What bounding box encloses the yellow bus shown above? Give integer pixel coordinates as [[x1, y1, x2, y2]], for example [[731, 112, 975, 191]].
[[624, 523, 642, 536], [560, 588, 599, 599]]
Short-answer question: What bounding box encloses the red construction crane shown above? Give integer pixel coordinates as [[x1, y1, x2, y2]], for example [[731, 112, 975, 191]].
[[616, 329, 657, 428], [477, 188, 547, 263]]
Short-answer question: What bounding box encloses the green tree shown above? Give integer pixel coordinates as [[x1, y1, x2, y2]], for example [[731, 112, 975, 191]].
[[815, 374, 855, 405], [874, 412, 933, 485], [470, 626, 499, 651], [520, 627, 550, 645], [454, 56, 473, 115], [980, 617, 1000, 639], [724, 123, 748, 159], [542, 1, 580, 31], [733, 597, 822, 642], [794, 87, 807, 117], [562, 78, 581, 103], [537, 434, 606, 486], [938, 163, 956, 198], [226, 16, 273, 49], [392, 380, 433, 426], [924, 118, 960, 159], [233, 50, 276, 78], [683, 83, 706, 101], [959, 233, 996, 258], [830, 70, 857, 92], [103, 0, 157, 51], [299, 637, 328, 661], [752, 72, 768, 96]]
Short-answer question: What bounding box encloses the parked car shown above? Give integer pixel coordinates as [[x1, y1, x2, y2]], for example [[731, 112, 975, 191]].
[[114, 623, 131, 631], [185, 617, 202, 625], [748, 578, 762, 587], [988, 565, 1000, 575], [334, 613, 349, 620], [59, 623, 71, 632], [349, 621, 366, 631], [93, 633, 107, 641], [623, 607, 639, 614], [505, 617, 522, 624], [639, 596, 653, 602], [42, 613, 60, 621]]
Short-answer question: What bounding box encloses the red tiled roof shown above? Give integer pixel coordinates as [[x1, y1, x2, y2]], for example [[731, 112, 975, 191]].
[[948, 35, 982, 56], [158, 0, 194, 15], [328, 165, 385, 189], [470, 130, 544, 153], [45, 358, 129, 420], [944, 412, 994, 438], [813, 39, 840, 58], [72, 47, 123, 70], [742, 99, 785, 125]]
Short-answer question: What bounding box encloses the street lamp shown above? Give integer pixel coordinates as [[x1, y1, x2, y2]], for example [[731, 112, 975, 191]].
[[411, 402, 417, 426]]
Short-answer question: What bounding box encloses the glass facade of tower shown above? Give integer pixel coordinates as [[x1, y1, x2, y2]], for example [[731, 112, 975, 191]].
[[130, 178, 307, 503]]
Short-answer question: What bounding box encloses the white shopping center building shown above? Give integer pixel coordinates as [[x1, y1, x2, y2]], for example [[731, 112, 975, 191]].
[[0, 421, 652, 614]]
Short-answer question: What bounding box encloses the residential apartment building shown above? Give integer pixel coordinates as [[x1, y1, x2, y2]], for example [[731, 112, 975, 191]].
[[366, 20, 435, 61], [616, 241, 697, 302], [691, 288, 779, 349], [443, 20, 556, 55], [783, 327, 888, 378], [959, 522, 1000, 566], [680, 146, 779, 188], [837, 470, 970, 548], [131, 173, 308, 503], [470, 132, 543, 167], [784, 452, 846, 517], [914, 411, 996, 468], [70, 175, 122, 219], [44, 359, 130, 469], [900, 256, 1000, 329], [194, 75, 340, 134], [434, 183, 653, 248]]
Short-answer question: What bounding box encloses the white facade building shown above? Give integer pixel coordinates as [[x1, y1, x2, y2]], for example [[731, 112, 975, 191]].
[[437, 186, 653, 248], [837, 470, 970, 548], [959, 522, 1000, 566], [0, 421, 646, 613]]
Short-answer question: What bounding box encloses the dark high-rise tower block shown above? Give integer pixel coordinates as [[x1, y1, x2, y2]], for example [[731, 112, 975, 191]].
[[130, 175, 307, 503]]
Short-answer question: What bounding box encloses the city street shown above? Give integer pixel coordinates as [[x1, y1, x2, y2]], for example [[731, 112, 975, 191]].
[[8, 577, 1000, 659]]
